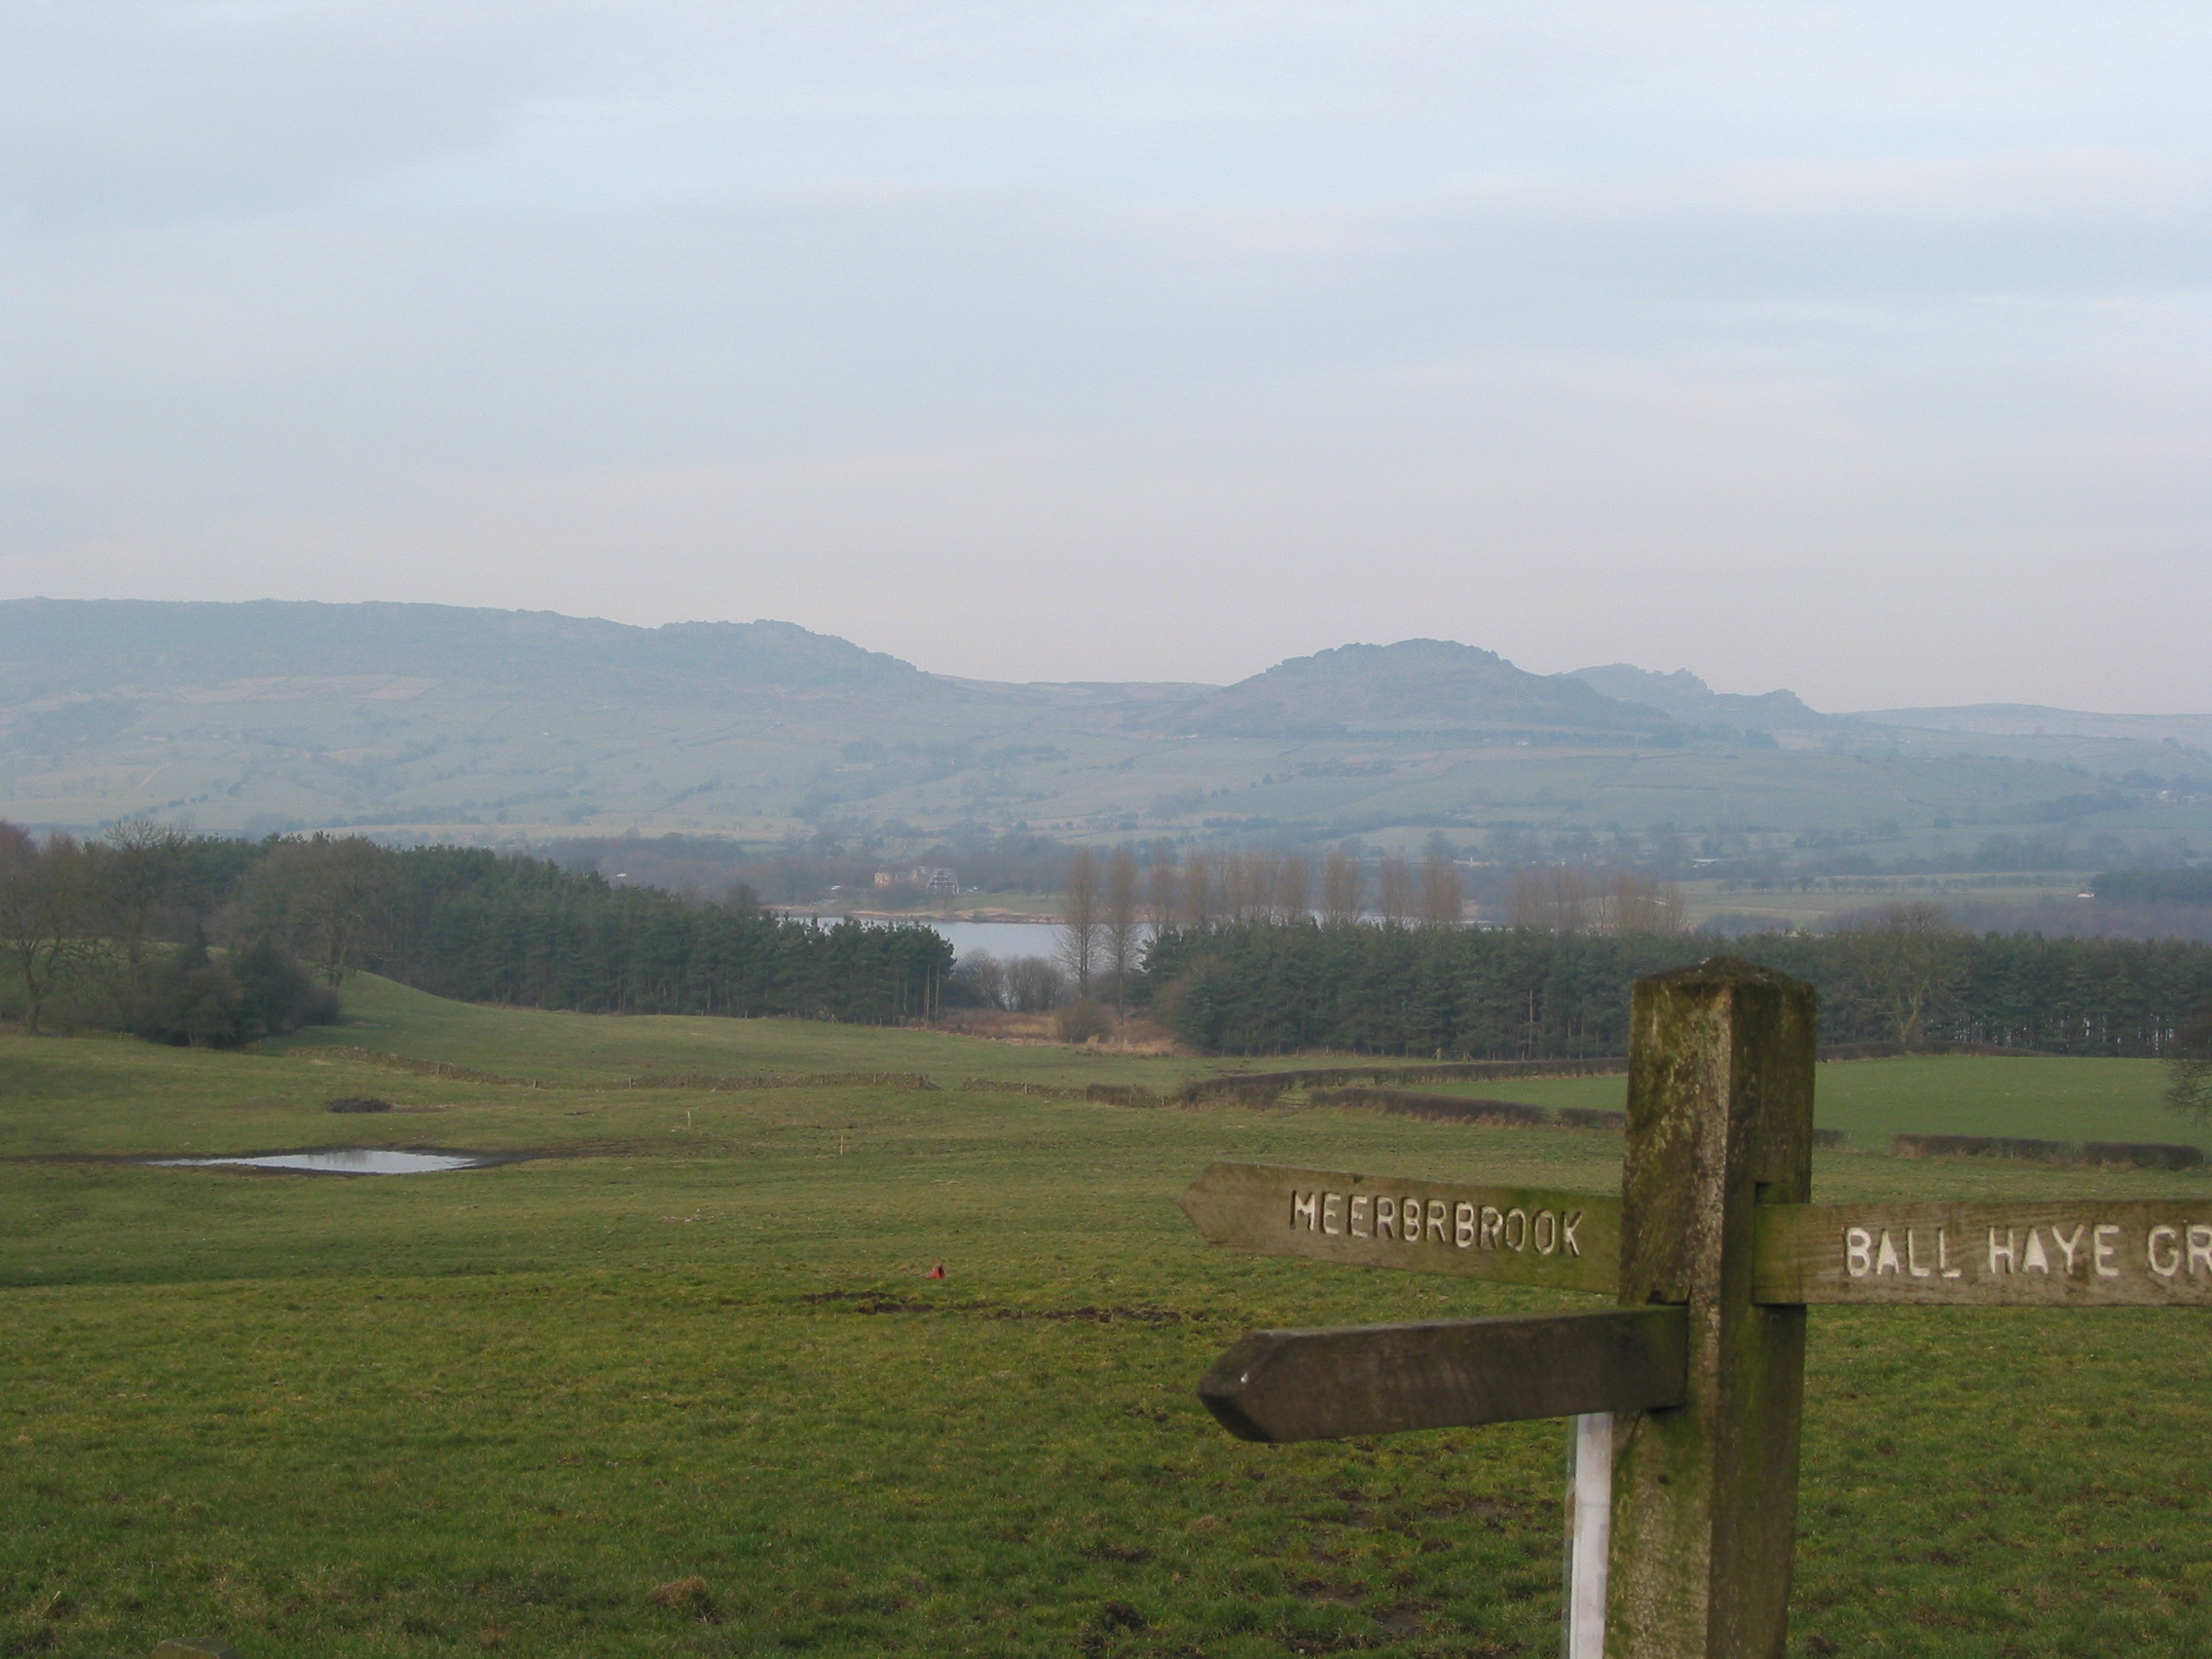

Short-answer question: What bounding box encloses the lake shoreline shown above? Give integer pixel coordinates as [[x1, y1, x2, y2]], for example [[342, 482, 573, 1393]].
[[777, 907, 1058, 926]]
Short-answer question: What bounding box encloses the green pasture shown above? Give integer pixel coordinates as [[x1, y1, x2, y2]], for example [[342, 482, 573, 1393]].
[[6, 986, 2212, 1656], [274, 973, 1261, 1093], [1415, 1054, 2199, 1155], [1674, 872, 2093, 931]]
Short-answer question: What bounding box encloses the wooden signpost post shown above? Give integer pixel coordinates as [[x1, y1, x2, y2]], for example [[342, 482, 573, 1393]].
[[1181, 958, 2212, 1658]]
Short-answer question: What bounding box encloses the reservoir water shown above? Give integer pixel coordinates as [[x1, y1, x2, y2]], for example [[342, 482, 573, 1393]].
[[811, 917, 1061, 962], [918, 920, 1060, 961]]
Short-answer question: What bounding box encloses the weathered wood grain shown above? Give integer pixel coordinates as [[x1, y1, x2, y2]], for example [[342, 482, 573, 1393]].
[[1178, 1161, 1618, 1296], [1197, 1308, 1686, 1444], [1753, 1200, 2212, 1306], [1185, 1164, 2212, 1309], [1178, 960, 2212, 1657], [1609, 958, 1816, 1659]]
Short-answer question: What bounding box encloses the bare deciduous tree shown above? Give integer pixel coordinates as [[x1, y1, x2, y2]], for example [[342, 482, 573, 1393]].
[[1178, 853, 1213, 929], [953, 949, 1009, 1010], [1834, 903, 1964, 1047], [1147, 842, 1179, 939], [92, 819, 190, 980], [1419, 850, 1463, 929], [1274, 854, 1309, 923], [1513, 866, 1592, 932], [1322, 847, 1362, 924], [1104, 844, 1140, 1015], [243, 833, 391, 985], [1057, 848, 1101, 996], [0, 825, 91, 1032], [1006, 955, 1069, 1012], [1606, 871, 1684, 935], [1378, 857, 1414, 925], [1220, 851, 1260, 922], [1515, 866, 1680, 935], [1250, 852, 1281, 921]]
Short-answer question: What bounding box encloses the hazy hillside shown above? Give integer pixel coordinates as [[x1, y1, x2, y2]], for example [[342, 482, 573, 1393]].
[[1564, 664, 1836, 734], [1, 600, 2207, 875], [0, 600, 927, 705], [1142, 640, 1677, 740], [1852, 703, 2212, 751]]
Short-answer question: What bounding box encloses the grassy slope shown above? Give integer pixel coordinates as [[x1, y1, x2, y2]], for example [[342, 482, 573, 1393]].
[[276, 974, 1260, 1092], [1423, 1056, 2199, 1154], [5, 987, 2212, 1656]]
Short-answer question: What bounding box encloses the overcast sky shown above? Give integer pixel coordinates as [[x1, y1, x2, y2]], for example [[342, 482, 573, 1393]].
[[4, 3, 2209, 711]]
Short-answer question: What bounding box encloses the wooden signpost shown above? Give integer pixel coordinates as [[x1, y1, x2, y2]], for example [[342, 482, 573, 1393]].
[[1180, 958, 2212, 1658]]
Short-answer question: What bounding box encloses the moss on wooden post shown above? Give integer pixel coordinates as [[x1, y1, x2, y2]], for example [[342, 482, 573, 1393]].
[[1608, 957, 1816, 1659]]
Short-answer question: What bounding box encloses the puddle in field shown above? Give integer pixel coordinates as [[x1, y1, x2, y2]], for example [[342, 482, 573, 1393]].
[[145, 1149, 495, 1175]]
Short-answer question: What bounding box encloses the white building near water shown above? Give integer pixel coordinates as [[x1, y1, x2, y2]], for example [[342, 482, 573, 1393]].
[[873, 866, 961, 895]]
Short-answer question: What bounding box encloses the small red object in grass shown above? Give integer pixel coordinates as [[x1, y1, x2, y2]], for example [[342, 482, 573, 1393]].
[[928, 1263, 945, 1279]]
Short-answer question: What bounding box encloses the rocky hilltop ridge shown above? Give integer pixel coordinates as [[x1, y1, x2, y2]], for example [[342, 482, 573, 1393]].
[[1138, 639, 1679, 740], [1563, 662, 1836, 733]]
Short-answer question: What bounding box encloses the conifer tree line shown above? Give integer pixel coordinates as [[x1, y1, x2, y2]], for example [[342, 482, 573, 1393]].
[[1139, 912, 2212, 1058], [1058, 844, 2212, 1059], [10, 821, 2209, 1062], [0, 824, 951, 1044]]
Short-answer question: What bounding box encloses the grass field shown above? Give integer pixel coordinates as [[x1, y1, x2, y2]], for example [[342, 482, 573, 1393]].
[[1673, 873, 2095, 932], [271, 974, 1259, 1093], [7, 985, 2212, 1657], [1419, 1056, 2200, 1156]]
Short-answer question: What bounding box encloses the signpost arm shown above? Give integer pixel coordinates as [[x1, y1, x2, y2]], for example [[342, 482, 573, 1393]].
[[1197, 1308, 1683, 1444], [1608, 959, 1816, 1659]]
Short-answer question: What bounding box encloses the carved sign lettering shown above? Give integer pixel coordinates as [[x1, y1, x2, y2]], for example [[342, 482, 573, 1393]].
[[1179, 1161, 1619, 1296], [1753, 1201, 2212, 1306], [1188, 1166, 2212, 1309]]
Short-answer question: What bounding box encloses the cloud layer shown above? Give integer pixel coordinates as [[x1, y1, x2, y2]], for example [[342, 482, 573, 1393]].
[[5, 2, 2209, 710]]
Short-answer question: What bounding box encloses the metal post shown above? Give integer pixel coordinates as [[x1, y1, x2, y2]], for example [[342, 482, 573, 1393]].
[[1563, 1412, 1613, 1659]]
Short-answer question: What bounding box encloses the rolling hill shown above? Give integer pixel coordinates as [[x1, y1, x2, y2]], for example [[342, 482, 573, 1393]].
[[1, 600, 2207, 873], [1139, 640, 1676, 740]]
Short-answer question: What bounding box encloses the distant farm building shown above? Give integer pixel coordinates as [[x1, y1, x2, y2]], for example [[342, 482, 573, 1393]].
[[873, 866, 961, 895]]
